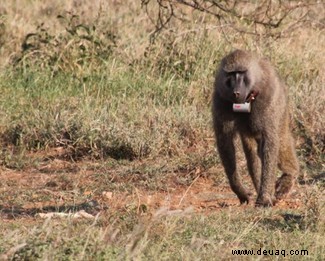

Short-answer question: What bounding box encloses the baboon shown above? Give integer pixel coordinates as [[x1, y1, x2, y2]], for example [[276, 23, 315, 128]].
[[212, 49, 299, 207]]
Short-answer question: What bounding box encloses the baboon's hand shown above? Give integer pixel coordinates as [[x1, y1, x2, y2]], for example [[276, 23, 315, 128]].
[[238, 192, 252, 205]]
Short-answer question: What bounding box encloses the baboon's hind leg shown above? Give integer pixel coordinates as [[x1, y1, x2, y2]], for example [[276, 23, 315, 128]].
[[276, 132, 299, 200], [241, 134, 261, 194]]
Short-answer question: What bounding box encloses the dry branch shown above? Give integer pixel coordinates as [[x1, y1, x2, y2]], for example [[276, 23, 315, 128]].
[[142, 0, 322, 39]]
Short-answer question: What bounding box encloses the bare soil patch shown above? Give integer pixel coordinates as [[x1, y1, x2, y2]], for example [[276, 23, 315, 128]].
[[0, 152, 305, 222]]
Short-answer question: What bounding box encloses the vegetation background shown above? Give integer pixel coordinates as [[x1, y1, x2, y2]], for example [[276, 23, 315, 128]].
[[0, 0, 323, 260]]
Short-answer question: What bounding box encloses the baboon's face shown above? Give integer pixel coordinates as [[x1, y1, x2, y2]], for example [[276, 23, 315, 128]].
[[223, 70, 251, 103]]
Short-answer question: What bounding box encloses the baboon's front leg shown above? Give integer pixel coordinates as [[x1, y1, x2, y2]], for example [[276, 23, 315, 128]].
[[241, 134, 261, 194], [216, 130, 251, 204], [256, 132, 279, 207]]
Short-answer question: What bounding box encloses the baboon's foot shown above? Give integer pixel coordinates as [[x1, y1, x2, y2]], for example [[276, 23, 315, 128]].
[[238, 191, 252, 205], [275, 173, 294, 200], [255, 194, 276, 207]]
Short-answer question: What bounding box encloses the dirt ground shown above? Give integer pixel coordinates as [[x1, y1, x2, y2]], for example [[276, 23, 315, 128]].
[[0, 151, 306, 222]]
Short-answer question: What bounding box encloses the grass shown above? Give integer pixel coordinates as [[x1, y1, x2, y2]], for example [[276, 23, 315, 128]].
[[0, 0, 324, 260], [0, 207, 324, 260]]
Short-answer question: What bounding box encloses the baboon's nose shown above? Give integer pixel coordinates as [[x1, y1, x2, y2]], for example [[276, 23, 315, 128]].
[[233, 91, 240, 99]]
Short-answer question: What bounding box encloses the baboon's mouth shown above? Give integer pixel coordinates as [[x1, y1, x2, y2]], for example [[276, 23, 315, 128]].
[[234, 97, 246, 104]]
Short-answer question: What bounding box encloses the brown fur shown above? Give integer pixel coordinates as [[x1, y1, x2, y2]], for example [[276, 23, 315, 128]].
[[212, 50, 299, 207]]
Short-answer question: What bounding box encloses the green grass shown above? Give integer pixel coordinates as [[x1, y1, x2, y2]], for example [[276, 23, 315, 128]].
[[0, 60, 213, 163]]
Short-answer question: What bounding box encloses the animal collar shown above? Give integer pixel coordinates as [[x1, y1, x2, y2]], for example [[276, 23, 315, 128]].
[[246, 91, 259, 102]]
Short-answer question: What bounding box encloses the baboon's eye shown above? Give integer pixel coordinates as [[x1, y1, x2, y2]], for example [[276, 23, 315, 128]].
[[244, 76, 249, 86], [226, 78, 232, 88]]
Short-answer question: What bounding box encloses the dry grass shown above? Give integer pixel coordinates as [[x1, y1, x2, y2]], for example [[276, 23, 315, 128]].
[[0, 0, 324, 260]]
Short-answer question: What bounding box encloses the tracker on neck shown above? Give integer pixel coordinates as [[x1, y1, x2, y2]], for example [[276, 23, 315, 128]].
[[233, 91, 259, 113]]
